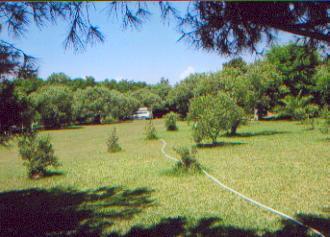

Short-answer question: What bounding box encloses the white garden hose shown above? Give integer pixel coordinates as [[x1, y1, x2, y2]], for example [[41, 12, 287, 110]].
[[160, 139, 325, 237]]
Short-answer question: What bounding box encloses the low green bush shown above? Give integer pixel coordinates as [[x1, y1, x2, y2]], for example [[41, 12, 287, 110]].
[[174, 146, 201, 172], [18, 132, 60, 179], [107, 127, 122, 153], [165, 112, 178, 131], [145, 120, 158, 140]]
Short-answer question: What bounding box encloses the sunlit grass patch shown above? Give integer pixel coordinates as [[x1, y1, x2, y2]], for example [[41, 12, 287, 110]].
[[0, 119, 328, 236]]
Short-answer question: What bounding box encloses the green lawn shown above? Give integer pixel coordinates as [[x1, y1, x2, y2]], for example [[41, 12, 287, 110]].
[[0, 119, 329, 236]]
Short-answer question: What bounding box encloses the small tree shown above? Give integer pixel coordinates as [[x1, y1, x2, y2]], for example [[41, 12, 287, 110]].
[[145, 120, 158, 140], [165, 112, 178, 131], [18, 132, 60, 179], [174, 146, 201, 172], [107, 127, 122, 153], [188, 93, 244, 144]]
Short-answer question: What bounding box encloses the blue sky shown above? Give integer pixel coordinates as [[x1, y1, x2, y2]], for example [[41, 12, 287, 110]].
[[3, 3, 293, 85]]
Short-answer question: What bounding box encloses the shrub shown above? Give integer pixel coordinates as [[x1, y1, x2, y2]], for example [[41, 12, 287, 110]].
[[18, 132, 60, 179], [188, 92, 244, 144], [174, 146, 201, 172], [145, 120, 158, 140], [319, 108, 330, 134], [279, 94, 319, 121], [107, 127, 122, 153], [165, 112, 178, 131]]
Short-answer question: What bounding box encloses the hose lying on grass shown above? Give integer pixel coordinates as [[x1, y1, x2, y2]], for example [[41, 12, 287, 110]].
[[160, 139, 325, 237]]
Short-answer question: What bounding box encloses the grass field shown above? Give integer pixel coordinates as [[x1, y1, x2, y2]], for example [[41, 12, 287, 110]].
[[0, 119, 329, 236]]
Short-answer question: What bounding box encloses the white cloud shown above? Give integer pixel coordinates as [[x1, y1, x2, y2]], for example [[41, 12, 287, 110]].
[[115, 75, 124, 81], [179, 66, 195, 80]]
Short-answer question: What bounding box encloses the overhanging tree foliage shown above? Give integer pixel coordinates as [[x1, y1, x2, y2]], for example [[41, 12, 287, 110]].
[[179, 2, 329, 55], [0, 80, 34, 143], [0, 1, 328, 78]]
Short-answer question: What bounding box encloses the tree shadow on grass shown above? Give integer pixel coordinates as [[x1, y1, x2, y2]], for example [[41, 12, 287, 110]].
[[294, 213, 330, 237], [0, 186, 154, 237], [196, 141, 246, 149], [109, 216, 259, 237], [43, 170, 66, 178], [109, 213, 329, 237], [44, 125, 84, 131], [264, 214, 330, 237], [227, 130, 289, 138], [63, 125, 84, 130]]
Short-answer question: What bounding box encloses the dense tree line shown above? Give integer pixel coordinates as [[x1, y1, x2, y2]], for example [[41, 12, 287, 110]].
[[171, 43, 328, 117], [0, 43, 329, 140], [1, 72, 173, 131], [6, 76, 166, 129]]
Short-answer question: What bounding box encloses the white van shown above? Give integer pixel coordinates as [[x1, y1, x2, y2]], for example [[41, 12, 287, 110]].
[[133, 107, 153, 120]]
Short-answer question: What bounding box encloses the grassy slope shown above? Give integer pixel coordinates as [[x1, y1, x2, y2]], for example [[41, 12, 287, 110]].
[[0, 119, 328, 236]]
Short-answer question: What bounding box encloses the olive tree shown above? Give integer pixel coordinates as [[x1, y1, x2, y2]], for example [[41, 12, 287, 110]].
[[188, 93, 244, 144], [73, 86, 121, 124], [31, 85, 73, 129], [131, 88, 162, 112], [244, 61, 284, 118], [111, 93, 140, 120], [194, 68, 254, 135], [167, 73, 206, 117]]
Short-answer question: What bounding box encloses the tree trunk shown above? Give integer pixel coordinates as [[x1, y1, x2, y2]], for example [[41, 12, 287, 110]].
[[94, 114, 101, 124], [230, 120, 240, 135], [254, 108, 259, 121], [211, 131, 219, 144]]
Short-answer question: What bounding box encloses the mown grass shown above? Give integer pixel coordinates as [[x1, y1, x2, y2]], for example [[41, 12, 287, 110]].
[[0, 119, 328, 236]]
